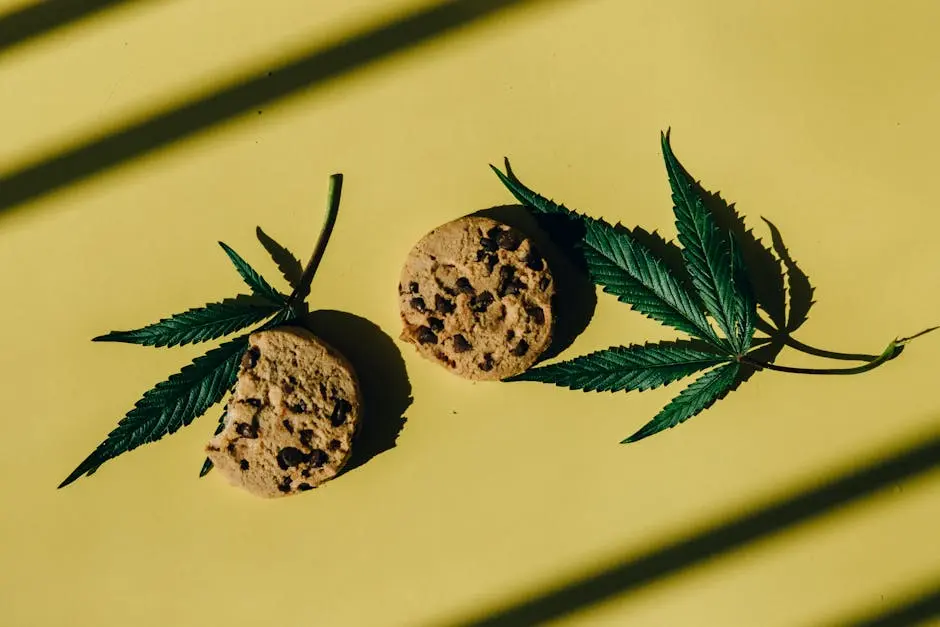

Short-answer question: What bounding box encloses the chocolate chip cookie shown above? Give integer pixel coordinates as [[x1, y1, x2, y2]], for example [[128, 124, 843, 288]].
[[398, 216, 555, 380], [205, 326, 361, 498]]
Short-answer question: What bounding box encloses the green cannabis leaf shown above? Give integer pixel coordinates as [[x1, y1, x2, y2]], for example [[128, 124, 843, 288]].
[[492, 131, 936, 442], [92, 299, 280, 348], [60, 174, 344, 488]]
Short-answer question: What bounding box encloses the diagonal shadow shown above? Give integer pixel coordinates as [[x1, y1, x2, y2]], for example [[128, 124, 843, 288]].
[[0, 0, 567, 217], [817, 579, 940, 627], [256, 226, 303, 292], [436, 429, 940, 626], [0, 0, 144, 58]]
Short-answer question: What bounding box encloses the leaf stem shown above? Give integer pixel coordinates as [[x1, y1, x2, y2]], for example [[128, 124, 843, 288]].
[[741, 326, 938, 375], [285, 173, 343, 311]]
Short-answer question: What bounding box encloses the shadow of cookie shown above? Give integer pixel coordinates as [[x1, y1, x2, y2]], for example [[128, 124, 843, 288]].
[[302, 310, 412, 474]]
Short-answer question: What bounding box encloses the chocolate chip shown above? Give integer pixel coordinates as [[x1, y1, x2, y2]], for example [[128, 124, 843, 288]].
[[475, 249, 487, 262], [456, 277, 475, 295], [485, 254, 499, 273], [278, 477, 292, 493], [282, 419, 294, 434], [247, 346, 260, 368], [486, 226, 504, 239], [417, 326, 438, 344], [240, 459, 250, 471], [310, 449, 329, 467], [299, 429, 314, 448], [288, 375, 298, 386], [499, 265, 515, 282], [480, 237, 498, 252], [428, 317, 444, 332], [330, 399, 352, 427], [525, 304, 546, 325], [235, 422, 258, 438], [471, 291, 494, 313], [328, 439, 342, 451], [497, 230, 522, 251], [410, 297, 427, 313], [539, 276, 551, 291], [453, 334, 471, 352], [409, 281, 420, 293], [243, 398, 262, 408], [277, 447, 309, 470], [525, 250, 544, 271], [497, 265, 527, 297], [289, 400, 308, 414], [298, 483, 313, 491], [479, 353, 494, 371], [506, 329, 515, 341], [226, 442, 236, 453], [511, 340, 530, 356], [301, 468, 311, 478], [435, 294, 456, 314]]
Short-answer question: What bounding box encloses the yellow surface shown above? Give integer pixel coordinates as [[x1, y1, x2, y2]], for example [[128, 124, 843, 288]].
[[2, 1, 939, 625]]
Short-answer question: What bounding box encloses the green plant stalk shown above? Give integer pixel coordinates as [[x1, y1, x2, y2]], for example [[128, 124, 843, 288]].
[[285, 173, 343, 314]]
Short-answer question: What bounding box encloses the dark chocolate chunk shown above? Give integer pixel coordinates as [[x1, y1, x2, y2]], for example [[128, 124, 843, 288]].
[[328, 439, 342, 451], [428, 317, 444, 332], [480, 237, 498, 252], [452, 334, 471, 352], [475, 249, 487, 262], [247, 346, 260, 368], [525, 250, 544, 271], [282, 419, 294, 434], [278, 477, 292, 493], [240, 459, 250, 471], [471, 291, 494, 313], [486, 225, 504, 239], [511, 340, 530, 356], [243, 397, 262, 408], [298, 483, 313, 491], [409, 281, 420, 293], [435, 294, 456, 314], [226, 442, 236, 454], [497, 265, 526, 297], [277, 447, 309, 470], [410, 297, 427, 313], [456, 277, 475, 295], [485, 254, 499, 273], [496, 230, 522, 251], [288, 375, 298, 386], [330, 399, 353, 427], [499, 265, 515, 283], [299, 429, 314, 448], [525, 304, 546, 325], [479, 353, 494, 371], [506, 329, 515, 341], [417, 326, 438, 344], [235, 422, 258, 438], [539, 276, 551, 291], [310, 449, 329, 468], [288, 400, 308, 414]]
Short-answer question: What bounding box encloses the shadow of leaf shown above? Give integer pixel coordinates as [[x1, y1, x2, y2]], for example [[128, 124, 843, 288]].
[[762, 218, 815, 333], [256, 226, 303, 292], [471, 205, 597, 361]]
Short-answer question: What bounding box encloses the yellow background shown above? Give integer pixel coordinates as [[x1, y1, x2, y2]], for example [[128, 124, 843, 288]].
[[2, 1, 939, 625]]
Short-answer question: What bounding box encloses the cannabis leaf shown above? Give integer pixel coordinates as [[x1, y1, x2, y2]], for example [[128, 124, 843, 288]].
[[199, 406, 230, 478], [492, 132, 935, 443], [219, 241, 286, 305], [60, 175, 343, 488], [507, 341, 730, 393], [623, 362, 740, 443], [662, 130, 747, 352], [92, 299, 280, 348], [491, 161, 723, 348]]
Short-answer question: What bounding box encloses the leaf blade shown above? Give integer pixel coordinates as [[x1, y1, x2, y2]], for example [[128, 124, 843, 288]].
[[198, 407, 229, 478], [622, 361, 740, 443], [59, 336, 248, 488], [661, 131, 745, 352], [491, 159, 724, 348], [507, 342, 730, 393], [219, 241, 286, 305], [92, 300, 279, 348]]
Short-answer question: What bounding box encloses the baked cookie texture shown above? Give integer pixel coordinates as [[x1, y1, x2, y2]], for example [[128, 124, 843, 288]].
[[206, 326, 361, 498], [398, 216, 555, 380]]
